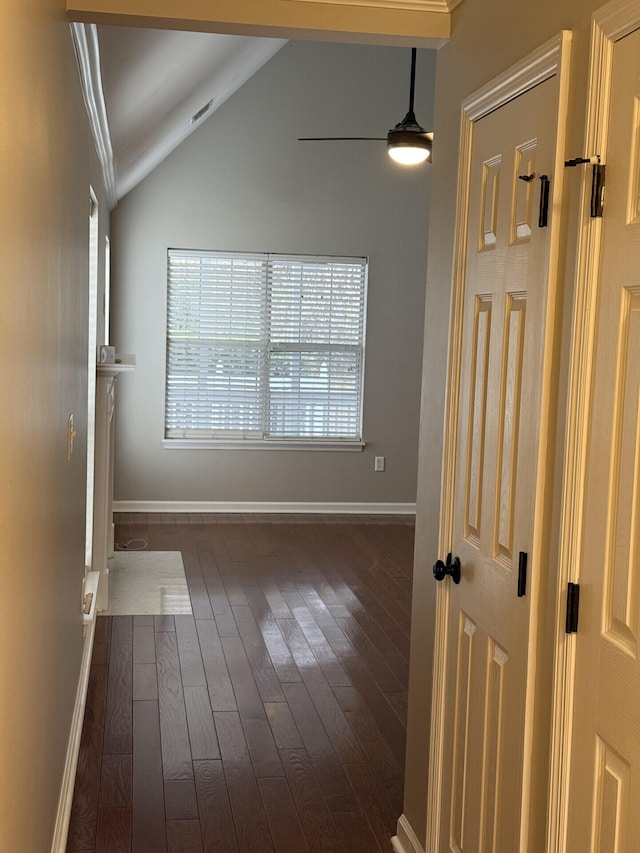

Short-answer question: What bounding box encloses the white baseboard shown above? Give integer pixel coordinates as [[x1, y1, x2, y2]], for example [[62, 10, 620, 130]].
[[113, 500, 416, 515], [391, 814, 424, 853], [50, 610, 98, 853]]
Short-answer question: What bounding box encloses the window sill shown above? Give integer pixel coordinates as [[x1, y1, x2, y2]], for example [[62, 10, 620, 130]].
[[162, 439, 365, 452]]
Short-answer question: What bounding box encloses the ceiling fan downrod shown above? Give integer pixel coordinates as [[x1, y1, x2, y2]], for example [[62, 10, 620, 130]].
[[387, 48, 432, 165]]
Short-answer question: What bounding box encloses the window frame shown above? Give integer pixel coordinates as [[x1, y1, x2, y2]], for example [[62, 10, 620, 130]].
[[163, 248, 368, 451]]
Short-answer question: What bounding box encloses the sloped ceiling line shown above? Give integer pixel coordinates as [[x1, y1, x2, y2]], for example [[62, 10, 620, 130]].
[[99, 30, 287, 201], [72, 25, 288, 205], [70, 22, 118, 209]]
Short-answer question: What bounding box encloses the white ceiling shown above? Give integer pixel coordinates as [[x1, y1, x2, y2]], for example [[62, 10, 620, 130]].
[[83, 26, 286, 205]]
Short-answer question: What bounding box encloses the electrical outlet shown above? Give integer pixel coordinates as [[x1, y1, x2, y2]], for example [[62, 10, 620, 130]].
[[374, 456, 385, 472]]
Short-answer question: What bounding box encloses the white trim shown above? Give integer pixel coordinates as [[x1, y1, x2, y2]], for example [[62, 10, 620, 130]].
[[391, 814, 425, 853], [113, 500, 416, 515], [596, 0, 640, 40], [70, 23, 117, 209], [547, 4, 640, 852], [463, 34, 565, 122], [426, 31, 571, 853], [50, 612, 98, 853], [162, 439, 365, 451]]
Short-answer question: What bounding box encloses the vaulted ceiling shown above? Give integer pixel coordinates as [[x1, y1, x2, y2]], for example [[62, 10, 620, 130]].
[[69, 0, 456, 208], [73, 26, 287, 206]]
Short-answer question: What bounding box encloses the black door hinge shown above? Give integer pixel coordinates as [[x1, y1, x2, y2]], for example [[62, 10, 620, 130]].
[[517, 551, 528, 597], [538, 175, 550, 228], [566, 582, 580, 634], [590, 164, 606, 218], [564, 155, 605, 218], [517, 173, 551, 228]]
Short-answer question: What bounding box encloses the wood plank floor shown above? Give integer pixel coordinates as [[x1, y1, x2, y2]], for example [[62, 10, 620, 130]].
[[66, 514, 414, 853]]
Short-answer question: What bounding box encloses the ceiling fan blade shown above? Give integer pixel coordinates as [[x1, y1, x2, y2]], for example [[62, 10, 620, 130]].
[[298, 49, 432, 162], [298, 136, 386, 141]]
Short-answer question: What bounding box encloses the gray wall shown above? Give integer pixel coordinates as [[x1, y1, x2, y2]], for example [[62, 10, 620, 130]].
[[110, 40, 434, 506], [0, 6, 108, 850]]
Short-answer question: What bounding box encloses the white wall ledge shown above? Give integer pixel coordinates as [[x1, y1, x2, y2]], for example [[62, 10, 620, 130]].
[[162, 438, 365, 451]]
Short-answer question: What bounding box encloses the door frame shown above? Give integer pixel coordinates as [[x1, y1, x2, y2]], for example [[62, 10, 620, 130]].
[[547, 2, 640, 851], [425, 31, 572, 852]]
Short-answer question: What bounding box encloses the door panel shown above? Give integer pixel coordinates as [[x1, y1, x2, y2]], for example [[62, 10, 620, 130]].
[[465, 296, 492, 543], [566, 24, 640, 853], [437, 75, 563, 853], [450, 614, 477, 851], [593, 739, 630, 852], [494, 293, 526, 560]]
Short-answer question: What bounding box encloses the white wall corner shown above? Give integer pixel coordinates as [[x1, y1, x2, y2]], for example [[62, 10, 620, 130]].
[[70, 22, 118, 209], [391, 814, 425, 853]]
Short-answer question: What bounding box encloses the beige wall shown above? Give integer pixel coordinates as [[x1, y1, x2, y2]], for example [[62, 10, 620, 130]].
[[0, 3, 107, 849], [110, 40, 434, 507], [404, 0, 606, 846]]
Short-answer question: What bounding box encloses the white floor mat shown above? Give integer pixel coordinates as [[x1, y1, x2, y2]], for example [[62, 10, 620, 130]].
[[102, 550, 192, 615]]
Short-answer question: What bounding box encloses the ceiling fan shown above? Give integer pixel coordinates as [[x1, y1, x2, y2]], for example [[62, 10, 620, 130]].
[[298, 48, 432, 165]]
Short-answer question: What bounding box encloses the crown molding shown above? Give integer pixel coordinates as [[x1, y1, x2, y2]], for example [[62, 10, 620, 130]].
[[70, 22, 118, 209]]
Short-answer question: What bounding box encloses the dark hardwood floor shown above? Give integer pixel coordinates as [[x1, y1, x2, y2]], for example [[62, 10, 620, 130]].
[[66, 513, 414, 853]]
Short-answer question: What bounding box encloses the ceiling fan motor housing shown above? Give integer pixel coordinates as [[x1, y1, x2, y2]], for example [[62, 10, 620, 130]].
[[387, 111, 432, 163]]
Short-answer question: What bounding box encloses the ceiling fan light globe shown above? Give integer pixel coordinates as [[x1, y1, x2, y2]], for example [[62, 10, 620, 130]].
[[387, 128, 432, 165], [388, 145, 430, 165]]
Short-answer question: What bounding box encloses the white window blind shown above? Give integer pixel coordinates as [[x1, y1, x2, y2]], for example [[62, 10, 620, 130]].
[[165, 249, 367, 445]]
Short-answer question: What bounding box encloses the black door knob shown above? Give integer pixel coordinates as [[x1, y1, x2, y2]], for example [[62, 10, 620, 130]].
[[433, 552, 461, 584]]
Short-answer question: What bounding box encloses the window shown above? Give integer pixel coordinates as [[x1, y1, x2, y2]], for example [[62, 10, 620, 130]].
[[165, 249, 367, 448]]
